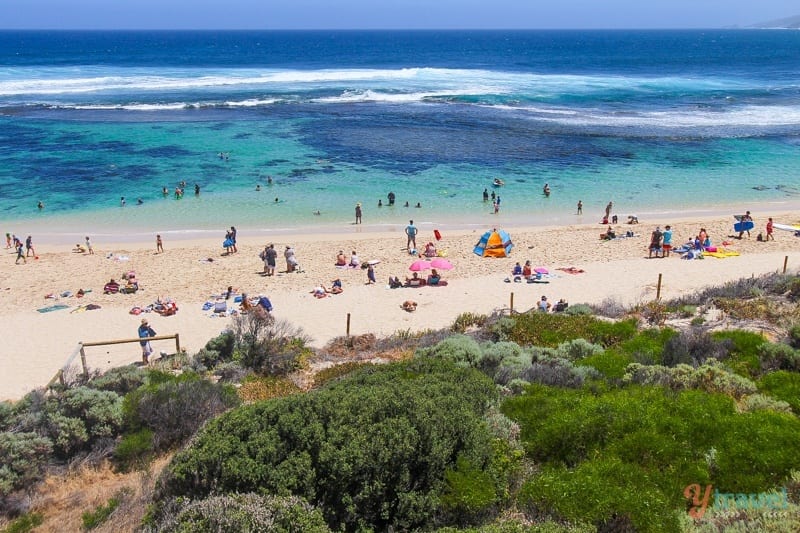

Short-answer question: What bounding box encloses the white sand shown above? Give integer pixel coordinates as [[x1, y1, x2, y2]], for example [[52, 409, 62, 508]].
[[2, 213, 799, 400]]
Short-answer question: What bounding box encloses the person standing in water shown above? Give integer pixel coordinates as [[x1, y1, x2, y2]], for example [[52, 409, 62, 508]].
[[355, 203, 362, 224], [577, 200, 583, 215]]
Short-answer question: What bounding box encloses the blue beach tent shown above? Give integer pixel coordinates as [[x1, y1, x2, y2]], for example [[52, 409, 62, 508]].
[[473, 228, 514, 257]]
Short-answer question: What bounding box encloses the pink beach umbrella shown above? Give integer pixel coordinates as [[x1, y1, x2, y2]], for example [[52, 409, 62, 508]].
[[409, 259, 432, 272], [430, 258, 454, 270]]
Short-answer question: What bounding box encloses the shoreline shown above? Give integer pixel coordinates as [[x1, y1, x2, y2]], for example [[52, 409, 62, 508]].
[[7, 198, 800, 246], [2, 210, 800, 400]]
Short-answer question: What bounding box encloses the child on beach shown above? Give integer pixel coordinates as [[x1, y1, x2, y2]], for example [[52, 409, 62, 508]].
[[85, 236, 94, 255], [15, 241, 26, 264], [367, 264, 376, 284], [156, 234, 163, 253]]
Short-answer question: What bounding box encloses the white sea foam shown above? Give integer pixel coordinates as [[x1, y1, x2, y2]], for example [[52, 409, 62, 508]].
[[0, 66, 768, 99], [517, 104, 800, 129]]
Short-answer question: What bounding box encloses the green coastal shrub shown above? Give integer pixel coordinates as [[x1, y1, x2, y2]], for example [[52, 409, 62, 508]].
[[87, 365, 148, 395], [619, 327, 676, 365], [113, 428, 154, 472], [81, 489, 127, 530], [661, 329, 731, 367], [2, 512, 44, 533], [758, 371, 800, 414], [758, 342, 800, 373], [563, 303, 593, 316], [623, 361, 758, 399], [415, 334, 484, 368], [519, 457, 680, 533], [193, 330, 235, 369], [122, 372, 238, 454], [711, 330, 766, 377], [232, 314, 311, 376], [11, 387, 123, 459], [0, 432, 52, 496], [146, 494, 331, 533], [434, 521, 595, 533], [156, 359, 497, 532], [518, 359, 598, 389], [576, 350, 632, 380], [495, 314, 637, 349], [739, 393, 793, 414], [502, 383, 800, 529]]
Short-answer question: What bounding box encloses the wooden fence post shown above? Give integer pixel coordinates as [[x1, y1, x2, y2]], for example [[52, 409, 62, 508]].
[[79, 345, 88, 379], [510, 292, 514, 314], [346, 313, 351, 337], [784, 256, 788, 274], [656, 273, 663, 300]]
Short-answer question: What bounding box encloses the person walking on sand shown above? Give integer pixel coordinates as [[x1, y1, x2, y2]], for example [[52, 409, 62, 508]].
[[265, 243, 277, 276], [156, 234, 163, 253], [230, 226, 238, 253], [405, 220, 418, 251], [5, 233, 11, 249], [766, 217, 775, 241], [25, 235, 34, 257], [15, 240, 26, 264], [138, 318, 156, 364], [737, 211, 753, 239], [85, 236, 94, 255], [577, 200, 583, 215], [355, 203, 362, 224], [605, 201, 613, 220], [366, 264, 376, 284]]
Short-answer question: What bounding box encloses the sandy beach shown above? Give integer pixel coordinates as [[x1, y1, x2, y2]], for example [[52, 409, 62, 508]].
[[2, 212, 799, 400]]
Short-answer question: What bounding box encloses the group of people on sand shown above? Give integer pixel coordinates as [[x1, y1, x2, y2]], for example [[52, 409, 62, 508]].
[[536, 295, 569, 313], [395, 269, 447, 288], [509, 260, 545, 282], [224, 226, 238, 255], [8, 233, 35, 264], [648, 225, 674, 258]]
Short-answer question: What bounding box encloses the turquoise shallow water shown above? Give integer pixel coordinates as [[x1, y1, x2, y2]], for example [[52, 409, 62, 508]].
[[2, 30, 800, 240]]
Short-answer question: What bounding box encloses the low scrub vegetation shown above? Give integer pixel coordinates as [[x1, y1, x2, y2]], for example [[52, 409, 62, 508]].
[[3, 272, 800, 532]]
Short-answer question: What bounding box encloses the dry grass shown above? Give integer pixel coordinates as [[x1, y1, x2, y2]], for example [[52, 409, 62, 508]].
[[27, 456, 171, 533]]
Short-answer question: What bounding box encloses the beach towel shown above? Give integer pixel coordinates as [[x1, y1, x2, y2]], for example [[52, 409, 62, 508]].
[[557, 267, 585, 274], [37, 304, 69, 313], [705, 249, 740, 258]]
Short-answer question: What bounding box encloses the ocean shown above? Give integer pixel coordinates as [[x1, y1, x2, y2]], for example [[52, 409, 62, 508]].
[[1, 30, 799, 241]]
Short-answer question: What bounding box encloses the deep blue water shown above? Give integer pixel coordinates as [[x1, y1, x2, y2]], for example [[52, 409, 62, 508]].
[[1, 30, 799, 237]]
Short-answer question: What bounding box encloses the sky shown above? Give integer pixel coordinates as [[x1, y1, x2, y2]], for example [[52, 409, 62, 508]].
[[2, 0, 797, 30]]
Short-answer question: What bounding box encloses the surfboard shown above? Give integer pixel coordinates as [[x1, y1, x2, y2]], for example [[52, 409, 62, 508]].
[[773, 223, 800, 232], [733, 221, 754, 233]]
